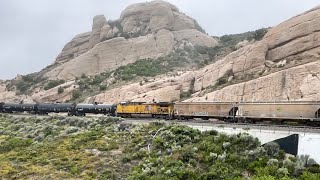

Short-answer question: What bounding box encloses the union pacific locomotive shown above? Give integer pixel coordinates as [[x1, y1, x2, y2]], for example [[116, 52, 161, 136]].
[[1, 101, 320, 125]]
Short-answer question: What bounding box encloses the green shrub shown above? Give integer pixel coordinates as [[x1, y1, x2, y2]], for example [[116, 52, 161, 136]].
[[99, 85, 107, 91], [180, 91, 192, 99], [58, 86, 64, 94], [90, 75, 104, 85], [71, 90, 81, 100], [81, 73, 87, 79], [12, 74, 44, 94], [217, 77, 228, 85], [0, 137, 33, 152], [44, 80, 65, 90]]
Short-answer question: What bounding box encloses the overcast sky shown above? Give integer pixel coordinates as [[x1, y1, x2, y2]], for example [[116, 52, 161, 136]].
[[0, 0, 319, 80]]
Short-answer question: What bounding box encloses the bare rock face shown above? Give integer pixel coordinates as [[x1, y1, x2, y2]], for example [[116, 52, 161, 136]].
[[44, 0, 217, 80], [89, 15, 107, 49], [120, 0, 177, 35], [173, 29, 217, 47], [100, 24, 113, 41], [187, 61, 320, 102], [86, 72, 195, 103], [265, 6, 320, 61], [55, 32, 91, 63], [46, 29, 176, 79], [192, 6, 320, 98], [235, 40, 250, 49], [31, 81, 78, 102], [0, 82, 34, 103]]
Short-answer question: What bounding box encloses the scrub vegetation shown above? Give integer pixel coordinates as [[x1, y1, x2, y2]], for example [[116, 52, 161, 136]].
[[0, 114, 319, 179]]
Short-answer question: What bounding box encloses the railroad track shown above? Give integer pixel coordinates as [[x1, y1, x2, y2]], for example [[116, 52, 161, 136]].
[[2, 113, 320, 133], [124, 118, 320, 133]]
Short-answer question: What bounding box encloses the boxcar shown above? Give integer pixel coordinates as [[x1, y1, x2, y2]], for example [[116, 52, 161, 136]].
[[237, 102, 320, 123], [174, 102, 237, 120], [116, 102, 174, 118]]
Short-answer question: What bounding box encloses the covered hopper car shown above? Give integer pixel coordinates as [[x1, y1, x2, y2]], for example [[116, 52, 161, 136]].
[[173, 101, 320, 125], [237, 102, 320, 124], [174, 102, 237, 121]]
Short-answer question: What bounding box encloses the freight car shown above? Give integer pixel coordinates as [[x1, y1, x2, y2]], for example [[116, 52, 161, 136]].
[[36, 103, 76, 115], [2, 103, 36, 113], [0, 102, 4, 112], [0, 102, 117, 117], [174, 102, 237, 121], [237, 102, 320, 124], [173, 101, 320, 125], [116, 102, 174, 119], [75, 103, 116, 116]]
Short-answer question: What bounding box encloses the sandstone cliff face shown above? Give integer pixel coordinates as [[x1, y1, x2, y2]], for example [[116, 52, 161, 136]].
[[89, 5, 320, 103], [45, 0, 217, 80]]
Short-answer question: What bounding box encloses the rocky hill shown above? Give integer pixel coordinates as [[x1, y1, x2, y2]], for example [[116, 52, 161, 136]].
[[1, 1, 320, 104], [0, 0, 219, 103], [85, 5, 320, 103], [44, 0, 217, 80]]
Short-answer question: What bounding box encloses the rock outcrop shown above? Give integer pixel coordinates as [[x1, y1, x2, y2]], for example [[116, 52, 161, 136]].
[[89, 5, 320, 103], [31, 81, 78, 102], [85, 72, 195, 103], [55, 32, 91, 63], [187, 61, 320, 102], [188, 5, 320, 102], [45, 0, 217, 80], [0, 82, 34, 103]]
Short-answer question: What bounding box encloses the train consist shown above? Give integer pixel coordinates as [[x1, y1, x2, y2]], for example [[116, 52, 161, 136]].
[[0, 102, 116, 116], [1, 101, 320, 125]]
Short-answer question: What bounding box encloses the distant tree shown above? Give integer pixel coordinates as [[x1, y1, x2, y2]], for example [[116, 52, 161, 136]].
[[253, 28, 268, 41]]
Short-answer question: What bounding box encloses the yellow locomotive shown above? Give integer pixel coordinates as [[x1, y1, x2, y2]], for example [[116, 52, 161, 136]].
[[116, 102, 174, 119]]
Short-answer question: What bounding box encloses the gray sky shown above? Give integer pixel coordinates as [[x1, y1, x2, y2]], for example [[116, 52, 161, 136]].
[[0, 0, 319, 80]]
